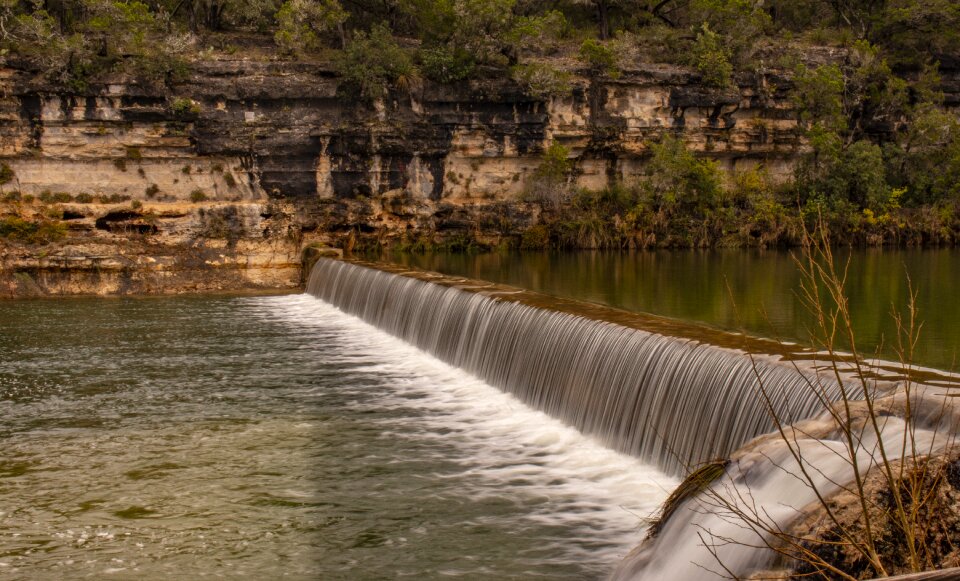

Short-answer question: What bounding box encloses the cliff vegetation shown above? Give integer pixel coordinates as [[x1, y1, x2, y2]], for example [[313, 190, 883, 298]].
[[1, 0, 960, 295]]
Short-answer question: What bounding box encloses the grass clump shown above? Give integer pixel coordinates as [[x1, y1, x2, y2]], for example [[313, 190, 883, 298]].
[[0, 216, 67, 244]]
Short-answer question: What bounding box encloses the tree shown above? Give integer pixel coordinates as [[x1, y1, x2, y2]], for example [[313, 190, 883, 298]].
[[690, 23, 732, 88], [642, 134, 723, 213], [336, 23, 415, 100], [274, 0, 347, 54]]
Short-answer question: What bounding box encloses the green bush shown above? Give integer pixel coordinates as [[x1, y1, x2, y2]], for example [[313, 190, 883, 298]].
[[690, 24, 732, 88], [535, 142, 573, 182], [511, 63, 571, 100], [419, 46, 475, 83], [274, 0, 347, 55], [520, 224, 551, 249], [336, 24, 416, 101], [578, 39, 620, 78], [524, 142, 575, 209], [0, 216, 67, 244], [98, 193, 131, 204], [641, 134, 723, 213], [505, 10, 568, 55], [170, 98, 201, 117], [190, 189, 208, 202], [0, 163, 14, 186]]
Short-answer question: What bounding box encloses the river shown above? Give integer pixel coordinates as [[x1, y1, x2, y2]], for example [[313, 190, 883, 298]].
[[0, 293, 672, 580]]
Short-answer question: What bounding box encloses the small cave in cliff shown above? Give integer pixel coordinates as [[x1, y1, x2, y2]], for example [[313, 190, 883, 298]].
[[95, 210, 158, 235]]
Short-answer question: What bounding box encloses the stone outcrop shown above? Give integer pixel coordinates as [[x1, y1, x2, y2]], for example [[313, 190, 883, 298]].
[[1, 54, 956, 295]]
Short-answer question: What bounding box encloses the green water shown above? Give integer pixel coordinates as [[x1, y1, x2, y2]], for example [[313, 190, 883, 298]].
[[387, 249, 960, 371], [0, 294, 671, 579]]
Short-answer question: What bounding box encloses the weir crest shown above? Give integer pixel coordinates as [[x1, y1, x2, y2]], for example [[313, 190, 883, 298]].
[[306, 258, 862, 476]]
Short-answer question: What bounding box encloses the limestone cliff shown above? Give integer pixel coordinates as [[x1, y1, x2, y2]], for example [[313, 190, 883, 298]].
[[1, 54, 955, 295]]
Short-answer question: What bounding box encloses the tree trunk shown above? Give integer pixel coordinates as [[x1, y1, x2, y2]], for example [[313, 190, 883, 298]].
[[596, 0, 610, 40]]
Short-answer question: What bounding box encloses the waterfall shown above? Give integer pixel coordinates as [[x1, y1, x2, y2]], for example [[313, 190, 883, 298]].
[[611, 385, 958, 579], [306, 258, 858, 476]]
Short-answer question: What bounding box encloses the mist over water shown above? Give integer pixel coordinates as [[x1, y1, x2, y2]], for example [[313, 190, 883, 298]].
[[0, 294, 673, 579]]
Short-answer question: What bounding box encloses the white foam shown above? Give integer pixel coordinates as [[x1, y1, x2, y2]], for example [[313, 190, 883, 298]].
[[253, 293, 677, 564]]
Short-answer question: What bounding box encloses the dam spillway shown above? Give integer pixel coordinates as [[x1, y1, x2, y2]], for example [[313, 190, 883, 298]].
[[306, 258, 860, 476]]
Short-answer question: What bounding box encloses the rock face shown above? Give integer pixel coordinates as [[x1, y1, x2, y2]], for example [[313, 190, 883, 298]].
[[0, 55, 954, 295]]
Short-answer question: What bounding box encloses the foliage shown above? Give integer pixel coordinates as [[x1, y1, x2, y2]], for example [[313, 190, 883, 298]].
[[511, 63, 571, 100], [641, 134, 723, 214], [0, 163, 14, 186], [534, 142, 573, 182], [170, 97, 202, 116], [504, 10, 567, 55], [690, 24, 731, 88], [690, 229, 960, 578], [419, 45, 475, 83], [578, 38, 619, 78], [410, 0, 518, 73], [1, 0, 190, 87], [793, 63, 846, 131], [273, 0, 346, 54], [524, 142, 574, 209], [0, 216, 67, 244], [336, 24, 416, 100], [688, 0, 770, 60]]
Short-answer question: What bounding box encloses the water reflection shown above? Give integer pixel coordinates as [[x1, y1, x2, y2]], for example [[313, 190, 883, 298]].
[[385, 249, 960, 370]]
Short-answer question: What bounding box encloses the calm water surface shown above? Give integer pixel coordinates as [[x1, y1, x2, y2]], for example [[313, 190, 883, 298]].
[[0, 295, 673, 579], [388, 249, 960, 370]]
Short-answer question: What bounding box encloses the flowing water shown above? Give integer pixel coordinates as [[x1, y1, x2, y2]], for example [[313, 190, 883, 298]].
[[0, 295, 675, 579], [6, 249, 959, 580], [306, 259, 859, 477], [386, 249, 960, 370]]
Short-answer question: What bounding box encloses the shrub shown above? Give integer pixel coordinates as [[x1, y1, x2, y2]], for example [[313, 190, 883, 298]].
[[0, 216, 67, 244], [0, 163, 14, 185], [336, 24, 416, 101], [74, 193, 94, 203], [114, 158, 128, 172], [578, 39, 620, 78], [511, 63, 571, 100], [524, 142, 575, 209], [274, 0, 347, 55], [144, 184, 160, 198], [691, 24, 732, 88], [125, 147, 142, 161], [98, 193, 130, 203], [520, 224, 551, 249], [419, 46, 476, 84], [170, 97, 201, 117], [505, 10, 567, 56], [190, 189, 208, 202], [641, 134, 723, 213]]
